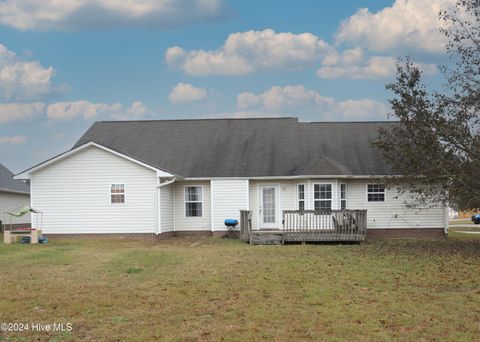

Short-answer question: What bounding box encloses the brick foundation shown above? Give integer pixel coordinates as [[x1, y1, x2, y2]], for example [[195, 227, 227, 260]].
[[43, 230, 230, 239], [39, 229, 446, 240], [367, 228, 446, 239]]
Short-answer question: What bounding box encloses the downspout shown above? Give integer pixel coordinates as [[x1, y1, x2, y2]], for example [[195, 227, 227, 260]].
[[155, 177, 176, 236]]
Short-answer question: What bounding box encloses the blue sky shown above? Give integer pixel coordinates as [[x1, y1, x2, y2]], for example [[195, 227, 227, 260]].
[[0, 0, 453, 172]]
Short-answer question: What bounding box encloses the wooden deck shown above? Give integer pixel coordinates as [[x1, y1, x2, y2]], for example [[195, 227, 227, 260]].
[[240, 210, 367, 245]]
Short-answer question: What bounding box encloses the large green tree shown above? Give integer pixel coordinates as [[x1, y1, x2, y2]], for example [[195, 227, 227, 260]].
[[373, 0, 480, 210]]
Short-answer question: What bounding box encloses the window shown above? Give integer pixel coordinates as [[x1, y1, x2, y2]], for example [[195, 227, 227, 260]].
[[298, 184, 305, 211], [314, 184, 332, 210], [340, 184, 347, 210], [185, 186, 203, 217], [110, 184, 125, 204], [367, 184, 385, 202]]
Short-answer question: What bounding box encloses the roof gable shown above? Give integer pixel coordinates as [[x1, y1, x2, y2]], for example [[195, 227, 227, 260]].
[[15, 142, 174, 179]]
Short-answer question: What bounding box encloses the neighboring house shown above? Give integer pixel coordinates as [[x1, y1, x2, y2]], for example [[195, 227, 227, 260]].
[[15, 118, 448, 238], [0, 163, 30, 228]]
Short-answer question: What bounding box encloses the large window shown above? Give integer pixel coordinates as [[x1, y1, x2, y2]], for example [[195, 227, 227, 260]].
[[110, 184, 125, 204], [340, 184, 347, 210], [185, 186, 203, 217], [298, 184, 305, 211], [314, 184, 332, 210], [367, 184, 385, 202]]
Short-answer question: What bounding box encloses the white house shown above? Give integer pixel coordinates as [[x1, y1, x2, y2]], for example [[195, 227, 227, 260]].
[[0, 163, 30, 229], [15, 118, 448, 238]]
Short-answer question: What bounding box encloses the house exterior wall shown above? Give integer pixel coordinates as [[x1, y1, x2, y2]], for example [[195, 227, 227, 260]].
[[248, 178, 445, 231], [0, 191, 30, 225], [29, 146, 157, 234], [173, 180, 211, 231], [346, 180, 445, 230], [159, 183, 174, 233], [211, 179, 249, 231]]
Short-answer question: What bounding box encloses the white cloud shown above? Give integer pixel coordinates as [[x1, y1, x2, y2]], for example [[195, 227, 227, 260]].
[[0, 135, 27, 146], [238, 85, 335, 112], [237, 85, 388, 121], [0, 102, 45, 123], [165, 29, 330, 76], [0, 0, 227, 31], [111, 101, 148, 120], [335, 0, 454, 54], [317, 49, 437, 80], [169, 83, 207, 103], [0, 43, 55, 100], [47, 100, 149, 121]]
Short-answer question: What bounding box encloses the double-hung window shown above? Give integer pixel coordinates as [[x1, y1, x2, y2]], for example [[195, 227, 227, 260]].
[[298, 184, 305, 211], [340, 184, 347, 210], [314, 184, 332, 210], [111, 184, 125, 204], [185, 186, 203, 217], [367, 184, 385, 202]]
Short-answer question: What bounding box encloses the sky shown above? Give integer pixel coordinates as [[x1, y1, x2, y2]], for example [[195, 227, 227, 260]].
[[0, 0, 456, 172]]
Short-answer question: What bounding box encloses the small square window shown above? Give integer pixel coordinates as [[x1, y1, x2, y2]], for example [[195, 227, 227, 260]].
[[111, 184, 125, 204], [367, 184, 385, 202]]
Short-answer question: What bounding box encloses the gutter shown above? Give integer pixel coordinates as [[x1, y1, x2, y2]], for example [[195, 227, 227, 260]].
[[155, 177, 176, 235], [0, 187, 30, 195]]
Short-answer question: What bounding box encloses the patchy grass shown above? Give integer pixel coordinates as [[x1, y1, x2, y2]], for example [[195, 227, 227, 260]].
[[0, 235, 479, 341], [449, 219, 475, 225]]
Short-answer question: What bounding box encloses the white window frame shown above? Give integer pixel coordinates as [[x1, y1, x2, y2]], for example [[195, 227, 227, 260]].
[[313, 183, 333, 211], [297, 183, 306, 211], [366, 183, 386, 203], [184, 185, 204, 218], [340, 183, 347, 210], [110, 183, 126, 204]]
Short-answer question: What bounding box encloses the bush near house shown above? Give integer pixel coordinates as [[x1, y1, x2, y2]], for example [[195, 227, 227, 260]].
[[0, 235, 479, 341]]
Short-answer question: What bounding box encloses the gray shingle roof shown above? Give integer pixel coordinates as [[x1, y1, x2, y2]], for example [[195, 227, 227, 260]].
[[74, 117, 395, 178], [0, 163, 29, 193]]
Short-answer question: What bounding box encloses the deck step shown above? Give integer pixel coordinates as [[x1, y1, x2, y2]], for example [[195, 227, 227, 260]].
[[250, 232, 283, 245]]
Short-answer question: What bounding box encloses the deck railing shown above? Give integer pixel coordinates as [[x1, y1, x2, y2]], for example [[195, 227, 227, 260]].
[[282, 210, 367, 242]]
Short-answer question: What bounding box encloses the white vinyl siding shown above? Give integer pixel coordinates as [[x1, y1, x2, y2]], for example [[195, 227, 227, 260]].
[[0, 191, 31, 225], [173, 181, 211, 231], [160, 183, 174, 233], [347, 180, 444, 229], [211, 179, 249, 231], [29, 146, 157, 234]]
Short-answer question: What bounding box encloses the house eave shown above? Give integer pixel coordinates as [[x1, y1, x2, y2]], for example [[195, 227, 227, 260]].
[[181, 174, 400, 181]]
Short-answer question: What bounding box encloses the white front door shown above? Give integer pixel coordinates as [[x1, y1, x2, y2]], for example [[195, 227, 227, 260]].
[[259, 185, 279, 229]]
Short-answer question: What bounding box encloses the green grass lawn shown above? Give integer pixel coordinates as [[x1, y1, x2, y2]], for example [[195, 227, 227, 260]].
[[449, 219, 475, 225], [0, 235, 479, 341]]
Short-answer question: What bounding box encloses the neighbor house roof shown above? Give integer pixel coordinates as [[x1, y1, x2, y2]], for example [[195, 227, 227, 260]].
[[0, 163, 29, 194], [72, 117, 395, 178]]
